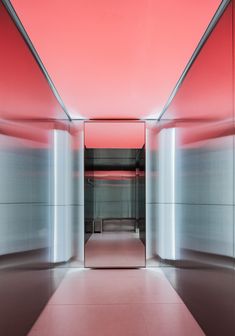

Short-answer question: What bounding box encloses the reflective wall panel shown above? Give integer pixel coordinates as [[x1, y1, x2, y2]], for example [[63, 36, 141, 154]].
[[137, 147, 145, 244], [0, 122, 54, 336], [71, 121, 84, 265], [0, 3, 74, 331], [0, 120, 85, 335], [146, 122, 158, 263], [145, 2, 235, 335], [84, 148, 145, 268]]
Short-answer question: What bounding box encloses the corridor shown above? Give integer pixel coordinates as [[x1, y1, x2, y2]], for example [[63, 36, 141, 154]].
[[28, 269, 204, 336], [1, 0, 235, 335], [85, 232, 145, 268]]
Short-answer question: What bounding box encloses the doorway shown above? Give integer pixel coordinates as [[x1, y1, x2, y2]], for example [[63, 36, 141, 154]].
[[84, 148, 146, 268]]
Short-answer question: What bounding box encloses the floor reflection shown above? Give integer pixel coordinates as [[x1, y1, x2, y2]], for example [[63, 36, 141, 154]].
[[0, 249, 69, 336], [163, 266, 235, 336], [28, 268, 204, 336], [85, 230, 145, 268]]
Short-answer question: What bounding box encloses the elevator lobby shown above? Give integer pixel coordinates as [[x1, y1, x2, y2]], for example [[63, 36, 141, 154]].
[[1, 0, 235, 335]]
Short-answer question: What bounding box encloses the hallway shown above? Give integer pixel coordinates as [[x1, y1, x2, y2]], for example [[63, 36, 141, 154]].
[[28, 269, 204, 336], [85, 232, 145, 267], [1, 0, 235, 334]]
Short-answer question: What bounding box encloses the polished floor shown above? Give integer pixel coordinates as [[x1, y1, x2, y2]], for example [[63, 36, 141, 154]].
[[28, 268, 204, 336], [85, 232, 145, 267]]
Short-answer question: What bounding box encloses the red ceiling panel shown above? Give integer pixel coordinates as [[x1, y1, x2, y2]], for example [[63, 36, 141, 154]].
[[11, 0, 221, 120], [164, 3, 233, 121], [85, 122, 145, 148], [0, 2, 66, 120]]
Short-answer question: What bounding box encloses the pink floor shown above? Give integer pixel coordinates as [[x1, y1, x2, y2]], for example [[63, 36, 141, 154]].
[[85, 232, 145, 267], [28, 269, 204, 336]]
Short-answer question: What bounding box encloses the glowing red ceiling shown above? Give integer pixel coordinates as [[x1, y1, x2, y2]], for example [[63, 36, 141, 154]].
[[11, 0, 221, 120], [85, 122, 145, 148], [164, 2, 233, 121], [0, 2, 65, 120]]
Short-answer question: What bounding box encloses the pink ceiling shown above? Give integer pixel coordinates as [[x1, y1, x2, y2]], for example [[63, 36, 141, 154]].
[[164, 2, 233, 121], [11, 0, 221, 120], [85, 122, 145, 148], [0, 2, 65, 120]]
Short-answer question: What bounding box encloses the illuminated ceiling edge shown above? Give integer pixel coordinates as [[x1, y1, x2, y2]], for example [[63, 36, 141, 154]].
[[158, 0, 231, 121], [1, 0, 73, 122]]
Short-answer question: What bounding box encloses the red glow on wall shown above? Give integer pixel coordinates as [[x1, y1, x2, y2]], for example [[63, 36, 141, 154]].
[[85, 122, 145, 148]]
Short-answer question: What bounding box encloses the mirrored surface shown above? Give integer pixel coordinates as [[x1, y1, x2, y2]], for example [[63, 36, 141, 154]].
[[84, 149, 145, 268]]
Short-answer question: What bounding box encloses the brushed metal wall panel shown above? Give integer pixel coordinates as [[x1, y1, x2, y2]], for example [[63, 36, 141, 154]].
[[175, 204, 233, 257], [72, 123, 84, 206], [71, 123, 85, 264], [94, 201, 136, 218], [146, 122, 159, 262], [146, 203, 157, 260], [0, 135, 50, 204], [0, 203, 51, 256], [176, 132, 233, 205], [146, 123, 159, 204], [72, 205, 84, 262], [94, 180, 136, 201]]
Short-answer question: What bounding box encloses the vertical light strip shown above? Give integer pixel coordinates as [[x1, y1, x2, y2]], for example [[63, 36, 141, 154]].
[[171, 128, 176, 259], [160, 131, 165, 258], [145, 127, 150, 258], [53, 130, 58, 262]]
